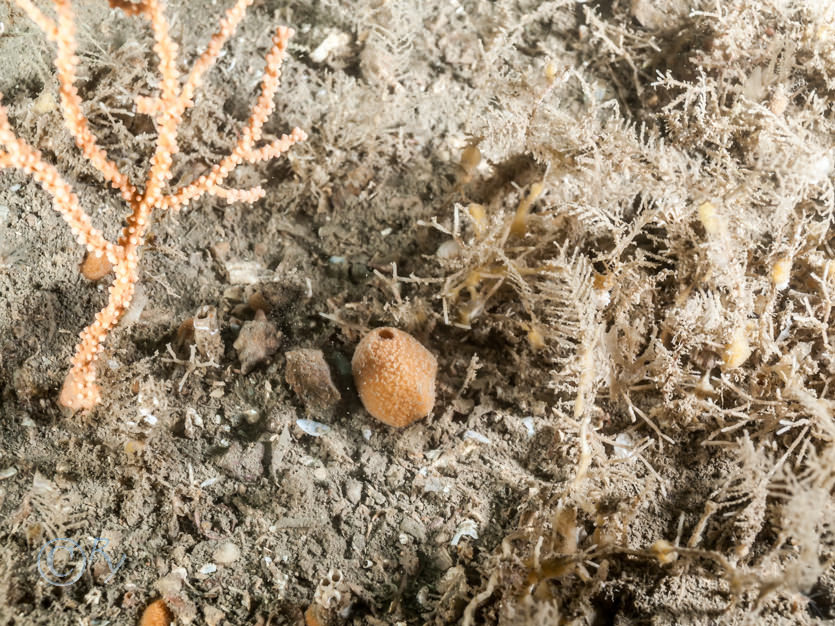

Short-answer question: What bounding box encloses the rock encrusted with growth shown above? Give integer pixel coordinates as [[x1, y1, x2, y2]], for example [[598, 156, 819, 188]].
[[233, 309, 281, 374], [284, 348, 341, 414]]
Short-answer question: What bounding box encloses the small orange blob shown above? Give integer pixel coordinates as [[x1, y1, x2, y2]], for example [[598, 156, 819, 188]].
[[352, 327, 437, 427], [80, 251, 112, 281], [138, 598, 172, 626]]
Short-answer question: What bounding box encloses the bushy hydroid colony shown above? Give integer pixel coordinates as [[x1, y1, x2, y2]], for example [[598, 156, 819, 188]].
[[423, 0, 835, 621]]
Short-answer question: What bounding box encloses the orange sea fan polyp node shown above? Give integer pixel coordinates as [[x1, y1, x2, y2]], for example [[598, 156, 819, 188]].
[[351, 327, 438, 428]]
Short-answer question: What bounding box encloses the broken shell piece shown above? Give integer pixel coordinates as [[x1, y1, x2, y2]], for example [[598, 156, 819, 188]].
[[233, 310, 281, 374], [451, 519, 478, 546], [285, 349, 340, 414], [224, 260, 272, 285], [314, 569, 347, 609], [310, 31, 351, 63], [33, 90, 56, 115], [772, 256, 791, 290], [193, 306, 223, 362], [721, 326, 751, 370], [307, 569, 352, 624], [121, 283, 147, 326], [175, 305, 224, 362], [213, 542, 240, 565], [351, 327, 437, 427], [296, 418, 330, 437], [463, 430, 490, 444], [436, 240, 461, 259], [209, 241, 230, 262]]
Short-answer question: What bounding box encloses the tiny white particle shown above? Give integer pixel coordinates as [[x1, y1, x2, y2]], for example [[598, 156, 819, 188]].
[[463, 430, 490, 444], [612, 432, 634, 460]]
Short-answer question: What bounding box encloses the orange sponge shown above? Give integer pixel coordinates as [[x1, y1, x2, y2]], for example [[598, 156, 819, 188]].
[[138, 599, 172, 626], [351, 327, 437, 427]]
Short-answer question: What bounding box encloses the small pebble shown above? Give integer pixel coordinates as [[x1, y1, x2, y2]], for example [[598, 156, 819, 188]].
[[345, 479, 362, 504]]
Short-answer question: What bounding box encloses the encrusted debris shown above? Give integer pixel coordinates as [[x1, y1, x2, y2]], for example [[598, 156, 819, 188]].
[[233, 309, 282, 374], [175, 305, 224, 363], [285, 348, 341, 414]]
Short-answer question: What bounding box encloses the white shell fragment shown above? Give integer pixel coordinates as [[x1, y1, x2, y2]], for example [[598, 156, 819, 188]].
[[436, 240, 461, 259], [224, 260, 273, 285], [612, 432, 635, 460], [310, 31, 351, 63], [463, 430, 490, 444], [121, 283, 147, 325], [451, 519, 478, 546], [296, 418, 330, 437], [213, 542, 241, 565], [139, 408, 158, 425], [313, 568, 352, 616], [422, 477, 450, 494]]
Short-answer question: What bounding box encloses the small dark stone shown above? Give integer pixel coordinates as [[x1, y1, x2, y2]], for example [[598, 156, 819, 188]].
[[349, 262, 370, 283]]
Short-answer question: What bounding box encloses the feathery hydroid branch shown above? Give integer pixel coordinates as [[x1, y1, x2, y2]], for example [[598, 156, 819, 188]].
[[0, 0, 307, 411]]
